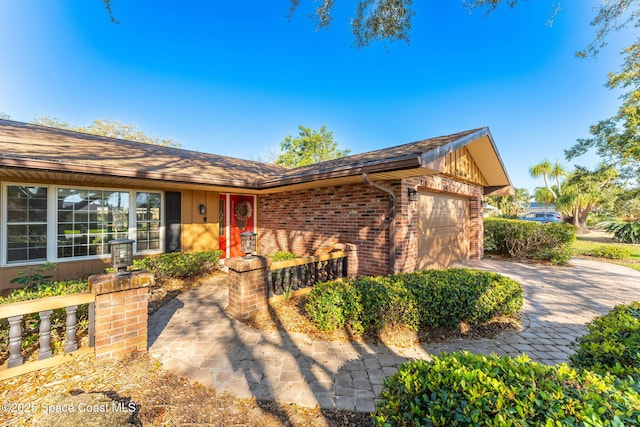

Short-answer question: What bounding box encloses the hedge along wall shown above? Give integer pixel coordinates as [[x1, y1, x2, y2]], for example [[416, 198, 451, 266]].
[[258, 175, 485, 277]]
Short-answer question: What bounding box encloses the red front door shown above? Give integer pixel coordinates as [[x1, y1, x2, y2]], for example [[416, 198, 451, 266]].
[[219, 194, 255, 258]]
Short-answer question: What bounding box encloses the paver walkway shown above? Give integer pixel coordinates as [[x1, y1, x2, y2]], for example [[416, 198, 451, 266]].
[[148, 258, 640, 413]]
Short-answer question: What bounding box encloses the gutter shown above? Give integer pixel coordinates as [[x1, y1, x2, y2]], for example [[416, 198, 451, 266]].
[[362, 172, 396, 275]]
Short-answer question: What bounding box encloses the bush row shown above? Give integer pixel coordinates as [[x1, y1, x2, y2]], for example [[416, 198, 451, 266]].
[[584, 245, 631, 260], [376, 302, 640, 425], [484, 218, 576, 265], [132, 250, 223, 281], [305, 268, 523, 334]]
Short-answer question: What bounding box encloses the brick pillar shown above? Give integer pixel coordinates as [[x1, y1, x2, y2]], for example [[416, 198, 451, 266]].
[[334, 243, 359, 279], [225, 256, 271, 320], [89, 271, 153, 359]]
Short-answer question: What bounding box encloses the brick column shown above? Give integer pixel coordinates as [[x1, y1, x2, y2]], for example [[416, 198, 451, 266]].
[[334, 243, 359, 279], [225, 256, 271, 320], [89, 271, 153, 359]]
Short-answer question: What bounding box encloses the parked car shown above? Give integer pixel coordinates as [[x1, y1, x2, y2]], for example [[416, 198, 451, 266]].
[[520, 211, 563, 224]]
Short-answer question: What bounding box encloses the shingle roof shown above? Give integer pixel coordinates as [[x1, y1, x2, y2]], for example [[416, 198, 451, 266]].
[[0, 120, 285, 187], [0, 119, 510, 192]]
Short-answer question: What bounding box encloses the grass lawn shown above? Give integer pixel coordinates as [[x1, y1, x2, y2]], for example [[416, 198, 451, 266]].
[[573, 230, 640, 271]]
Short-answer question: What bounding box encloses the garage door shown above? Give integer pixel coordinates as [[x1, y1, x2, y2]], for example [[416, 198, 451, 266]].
[[417, 192, 469, 269]]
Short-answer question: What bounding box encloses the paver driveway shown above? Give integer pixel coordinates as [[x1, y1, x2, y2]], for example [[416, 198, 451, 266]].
[[148, 258, 640, 413]]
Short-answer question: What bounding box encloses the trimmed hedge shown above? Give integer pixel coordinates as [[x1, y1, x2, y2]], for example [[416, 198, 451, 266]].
[[305, 269, 522, 334], [375, 351, 640, 426], [484, 218, 576, 265], [570, 301, 640, 379], [584, 245, 631, 260], [132, 250, 223, 282]]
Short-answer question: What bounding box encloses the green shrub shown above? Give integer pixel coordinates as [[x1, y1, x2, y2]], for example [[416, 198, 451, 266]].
[[132, 250, 223, 281], [599, 219, 640, 244], [305, 269, 522, 333], [351, 276, 420, 334], [405, 269, 522, 328], [584, 245, 631, 260], [0, 280, 88, 304], [484, 218, 576, 265], [375, 351, 640, 426], [304, 280, 360, 332], [570, 302, 640, 379], [265, 251, 298, 262]]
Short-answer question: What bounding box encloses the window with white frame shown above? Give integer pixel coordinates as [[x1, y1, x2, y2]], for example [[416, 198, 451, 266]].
[[135, 192, 161, 251], [3, 184, 164, 264], [5, 185, 48, 263], [57, 189, 130, 258]]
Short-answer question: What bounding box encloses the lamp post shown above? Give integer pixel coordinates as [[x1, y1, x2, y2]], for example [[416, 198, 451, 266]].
[[109, 238, 135, 276], [240, 231, 257, 259]]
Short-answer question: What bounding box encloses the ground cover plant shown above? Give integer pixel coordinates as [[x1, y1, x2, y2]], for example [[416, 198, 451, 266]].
[[484, 217, 576, 265], [570, 301, 640, 379], [374, 351, 640, 427], [305, 268, 523, 338]]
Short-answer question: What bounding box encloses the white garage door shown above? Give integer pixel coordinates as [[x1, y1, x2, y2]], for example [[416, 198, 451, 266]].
[[417, 192, 469, 269]]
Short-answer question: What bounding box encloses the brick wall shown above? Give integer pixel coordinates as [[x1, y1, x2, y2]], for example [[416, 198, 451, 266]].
[[257, 174, 484, 277], [258, 183, 392, 277]]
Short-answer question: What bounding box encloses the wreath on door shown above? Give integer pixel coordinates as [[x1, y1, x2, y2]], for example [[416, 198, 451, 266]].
[[234, 200, 253, 231]]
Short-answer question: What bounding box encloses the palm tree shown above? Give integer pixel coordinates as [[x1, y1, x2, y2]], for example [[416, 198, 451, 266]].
[[530, 160, 566, 201], [550, 161, 566, 196]]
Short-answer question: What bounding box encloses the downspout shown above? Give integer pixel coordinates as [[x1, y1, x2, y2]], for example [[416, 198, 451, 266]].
[[362, 172, 396, 274]]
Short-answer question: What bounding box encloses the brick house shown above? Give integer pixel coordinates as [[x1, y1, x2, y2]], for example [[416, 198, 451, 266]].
[[0, 119, 512, 290]]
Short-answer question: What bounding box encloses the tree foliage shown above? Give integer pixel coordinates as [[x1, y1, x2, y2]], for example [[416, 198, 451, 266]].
[[533, 186, 556, 209], [275, 125, 350, 167], [529, 159, 565, 201], [484, 187, 529, 217], [31, 116, 181, 148], [555, 164, 620, 233]]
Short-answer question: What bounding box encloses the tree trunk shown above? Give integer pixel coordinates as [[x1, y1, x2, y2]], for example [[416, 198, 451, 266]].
[[573, 207, 591, 235]]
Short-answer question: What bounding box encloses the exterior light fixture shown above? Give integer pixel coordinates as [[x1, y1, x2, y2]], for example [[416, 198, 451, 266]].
[[199, 204, 206, 215], [240, 231, 257, 259], [408, 188, 419, 202], [109, 238, 135, 276]]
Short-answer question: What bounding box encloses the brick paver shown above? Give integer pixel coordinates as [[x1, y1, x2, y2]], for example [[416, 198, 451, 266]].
[[149, 258, 640, 413]]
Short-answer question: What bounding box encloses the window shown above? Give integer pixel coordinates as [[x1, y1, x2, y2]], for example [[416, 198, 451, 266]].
[[136, 192, 161, 251], [5, 186, 48, 263], [3, 184, 163, 264], [57, 189, 130, 258]]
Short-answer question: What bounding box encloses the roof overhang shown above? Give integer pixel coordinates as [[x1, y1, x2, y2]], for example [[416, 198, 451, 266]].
[[419, 128, 514, 196]]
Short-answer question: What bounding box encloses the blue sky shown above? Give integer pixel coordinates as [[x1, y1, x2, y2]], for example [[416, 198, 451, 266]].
[[0, 1, 630, 193]]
